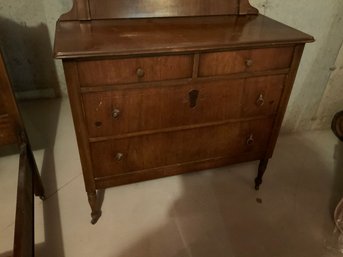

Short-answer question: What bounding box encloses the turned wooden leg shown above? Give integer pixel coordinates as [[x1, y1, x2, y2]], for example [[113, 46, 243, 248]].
[[87, 191, 102, 224], [27, 144, 45, 200], [255, 159, 269, 190], [33, 169, 46, 200]]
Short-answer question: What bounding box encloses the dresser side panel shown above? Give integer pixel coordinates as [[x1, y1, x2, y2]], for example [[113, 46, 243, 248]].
[[63, 61, 96, 192], [265, 44, 305, 158]]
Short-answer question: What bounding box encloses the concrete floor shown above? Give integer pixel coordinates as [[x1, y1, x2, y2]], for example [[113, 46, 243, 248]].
[[0, 98, 343, 257]]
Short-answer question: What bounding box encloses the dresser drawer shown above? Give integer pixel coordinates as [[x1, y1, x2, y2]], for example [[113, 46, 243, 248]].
[[90, 118, 274, 178], [199, 47, 293, 77], [77, 55, 193, 86], [242, 75, 285, 117], [83, 75, 285, 137]]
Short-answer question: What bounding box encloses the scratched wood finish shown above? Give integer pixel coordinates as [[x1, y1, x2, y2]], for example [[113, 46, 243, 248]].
[[55, 0, 314, 223], [82, 75, 285, 137], [199, 47, 294, 77], [91, 118, 274, 178], [54, 16, 314, 59], [77, 55, 193, 86], [60, 0, 258, 20]]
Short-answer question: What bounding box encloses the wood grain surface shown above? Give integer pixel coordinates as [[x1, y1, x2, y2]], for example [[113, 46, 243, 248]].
[[55, 0, 314, 223], [199, 47, 293, 77], [60, 0, 259, 20], [90, 118, 274, 178], [82, 75, 285, 137], [54, 15, 314, 59], [77, 55, 193, 86]]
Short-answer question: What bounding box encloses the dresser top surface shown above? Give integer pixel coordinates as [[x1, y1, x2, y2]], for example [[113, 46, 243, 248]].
[[54, 15, 314, 59]]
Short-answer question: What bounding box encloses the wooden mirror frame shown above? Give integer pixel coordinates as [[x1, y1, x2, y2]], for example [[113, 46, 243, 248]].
[[60, 0, 258, 21]]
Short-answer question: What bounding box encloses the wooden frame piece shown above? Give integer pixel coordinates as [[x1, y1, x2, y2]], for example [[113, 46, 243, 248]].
[[60, 0, 91, 21], [239, 0, 259, 15], [13, 143, 34, 257], [60, 0, 258, 21], [0, 51, 45, 256]]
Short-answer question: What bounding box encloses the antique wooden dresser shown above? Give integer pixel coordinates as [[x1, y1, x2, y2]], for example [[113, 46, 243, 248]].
[[54, 0, 314, 223]]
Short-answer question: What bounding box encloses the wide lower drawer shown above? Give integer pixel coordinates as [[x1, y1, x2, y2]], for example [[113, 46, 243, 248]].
[[77, 55, 193, 86], [83, 75, 285, 137], [90, 118, 274, 178], [199, 47, 293, 77]]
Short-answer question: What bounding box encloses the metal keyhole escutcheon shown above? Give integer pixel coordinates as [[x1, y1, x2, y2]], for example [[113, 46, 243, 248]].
[[188, 89, 199, 108]]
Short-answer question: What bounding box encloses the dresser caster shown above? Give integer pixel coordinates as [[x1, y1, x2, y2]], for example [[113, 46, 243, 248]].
[[90, 211, 102, 225], [254, 159, 269, 190], [254, 177, 262, 190], [88, 191, 102, 225]]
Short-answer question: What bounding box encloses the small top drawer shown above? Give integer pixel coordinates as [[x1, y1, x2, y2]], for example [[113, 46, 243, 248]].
[[199, 47, 294, 77], [77, 55, 193, 86]]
